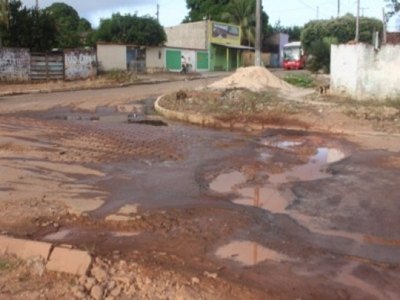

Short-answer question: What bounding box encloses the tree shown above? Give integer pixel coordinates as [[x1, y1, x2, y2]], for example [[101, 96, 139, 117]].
[[0, 0, 57, 51], [221, 0, 256, 45], [184, 0, 230, 22], [306, 37, 337, 73], [268, 21, 303, 42], [185, 0, 269, 46], [385, 0, 400, 19], [301, 14, 382, 73], [0, 0, 9, 28], [302, 14, 382, 51], [94, 13, 166, 46], [45, 2, 92, 48]]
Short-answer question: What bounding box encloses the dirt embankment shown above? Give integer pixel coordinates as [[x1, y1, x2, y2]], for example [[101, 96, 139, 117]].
[[158, 67, 400, 144]]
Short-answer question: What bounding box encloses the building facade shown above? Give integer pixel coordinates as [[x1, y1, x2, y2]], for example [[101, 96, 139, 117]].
[[164, 20, 253, 72], [97, 20, 253, 73]]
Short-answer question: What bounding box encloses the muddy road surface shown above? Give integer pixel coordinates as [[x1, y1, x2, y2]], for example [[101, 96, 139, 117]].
[[0, 79, 399, 299]]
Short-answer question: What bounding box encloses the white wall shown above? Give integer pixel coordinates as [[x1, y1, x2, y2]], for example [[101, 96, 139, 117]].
[[331, 44, 400, 100], [146, 47, 164, 73], [0, 48, 30, 81], [164, 21, 208, 50], [97, 44, 126, 71], [64, 50, 97, 80]]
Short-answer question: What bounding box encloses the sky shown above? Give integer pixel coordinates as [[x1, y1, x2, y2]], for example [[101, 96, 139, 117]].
[[22, 0, 399, 31]]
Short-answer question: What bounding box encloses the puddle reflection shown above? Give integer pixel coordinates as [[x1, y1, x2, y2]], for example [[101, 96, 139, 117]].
[[216, 240, 291, 266], [210, 171, 246, 194], [233, 185, 294, 214], [209, 147, 345, 214], [269, 148, 344, 184], [208, 144, 360, 244]]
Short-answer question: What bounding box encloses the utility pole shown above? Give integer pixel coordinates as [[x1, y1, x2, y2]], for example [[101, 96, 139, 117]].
[[337, 0, 340, 18], [156, 3, 159, 22], [316, 6, 319, 19], [361, 7, 368, 17], [355, 0, 360, 42], [255, 0, 261, 66], [382, 8, 387, 44], [35, 0, 39, 10]]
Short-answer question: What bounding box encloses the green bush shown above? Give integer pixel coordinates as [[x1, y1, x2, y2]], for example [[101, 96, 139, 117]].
[[307, 37, 337, 73], [283, 74, 315, 88], [301, 14, 382, 73]]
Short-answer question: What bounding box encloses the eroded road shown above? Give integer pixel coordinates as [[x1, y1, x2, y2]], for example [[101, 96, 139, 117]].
[[0, 79, 400, 299]]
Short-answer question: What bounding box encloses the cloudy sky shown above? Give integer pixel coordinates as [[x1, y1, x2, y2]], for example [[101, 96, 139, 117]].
[[22, 0, 399, 30]]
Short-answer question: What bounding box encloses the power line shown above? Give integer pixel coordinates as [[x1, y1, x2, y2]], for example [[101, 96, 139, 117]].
[[297, 0, 314, 10]]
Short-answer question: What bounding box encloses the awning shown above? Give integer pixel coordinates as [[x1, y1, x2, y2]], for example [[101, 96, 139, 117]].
[[211, 43, 254, 50]]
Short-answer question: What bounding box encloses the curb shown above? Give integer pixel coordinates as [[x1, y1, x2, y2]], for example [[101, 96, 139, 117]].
[[156, 95, 321, 133], [155, 95, 400, 139]]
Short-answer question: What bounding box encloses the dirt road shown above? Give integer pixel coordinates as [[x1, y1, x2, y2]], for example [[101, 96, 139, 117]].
[[0, 78, 400, 300], [0, 77, 220, 113]]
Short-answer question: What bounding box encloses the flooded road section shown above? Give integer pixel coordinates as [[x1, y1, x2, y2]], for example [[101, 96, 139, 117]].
[[2, 105, 400, 299]]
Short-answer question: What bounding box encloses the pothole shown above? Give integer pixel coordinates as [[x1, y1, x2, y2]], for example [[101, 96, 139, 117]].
[[215, 240, 292, 266], [209, 171, 247, 194], [208, 145, 346, 215]]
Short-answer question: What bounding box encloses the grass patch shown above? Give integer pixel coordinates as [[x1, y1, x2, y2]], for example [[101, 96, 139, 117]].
[[102, 70, 139, 83], [283, 74, 315, 88], [342, 98, 400, 122], [0, 258, 17, 272], [385, 98, 400, 110]]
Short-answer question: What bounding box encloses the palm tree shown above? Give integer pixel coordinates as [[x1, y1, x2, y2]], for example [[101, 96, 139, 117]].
[[221, 0, 256, 46]]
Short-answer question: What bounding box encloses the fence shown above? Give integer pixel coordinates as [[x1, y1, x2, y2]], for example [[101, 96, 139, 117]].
[[0, 47, 97, 82], [31, 53, 64, 81], [0, 48, 30, 81]]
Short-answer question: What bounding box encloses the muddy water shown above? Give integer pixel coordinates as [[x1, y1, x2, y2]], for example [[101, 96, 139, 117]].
[[208, 137, 400, 265], [18, 106, 400, 299], [209, 145, 346, 215], [216, 240, 292, 266]]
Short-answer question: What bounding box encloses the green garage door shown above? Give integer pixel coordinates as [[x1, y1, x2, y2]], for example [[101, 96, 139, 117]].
[[197, 51, 209, 70], [166, 50, 181, 71]]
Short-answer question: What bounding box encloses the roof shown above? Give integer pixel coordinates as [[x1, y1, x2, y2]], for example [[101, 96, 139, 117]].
[[211, 43, 254, 50], [284, 41, 301, 48]]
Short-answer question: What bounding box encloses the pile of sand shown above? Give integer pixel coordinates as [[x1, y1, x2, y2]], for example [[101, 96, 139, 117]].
[[208, 66, 294, 92]]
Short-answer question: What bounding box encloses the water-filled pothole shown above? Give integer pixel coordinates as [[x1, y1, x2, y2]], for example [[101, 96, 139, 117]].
[[208, 145, 346, 215], [269, 147, 345, 183], [209, 171, 246, 194], [215, 240, 292, 266]]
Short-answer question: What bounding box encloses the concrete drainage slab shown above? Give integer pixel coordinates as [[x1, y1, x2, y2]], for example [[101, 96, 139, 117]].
[[0, 235, 92, 276]]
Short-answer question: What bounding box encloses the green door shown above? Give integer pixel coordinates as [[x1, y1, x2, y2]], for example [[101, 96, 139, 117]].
[[196, 51, 209, 70], [166, 50, 181, 71]]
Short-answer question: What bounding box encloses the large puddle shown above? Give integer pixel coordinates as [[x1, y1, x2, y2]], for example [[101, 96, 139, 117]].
[[210, 141, 365, 248], [210, 146, 346, 215], [269, 147, 345, 184]]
